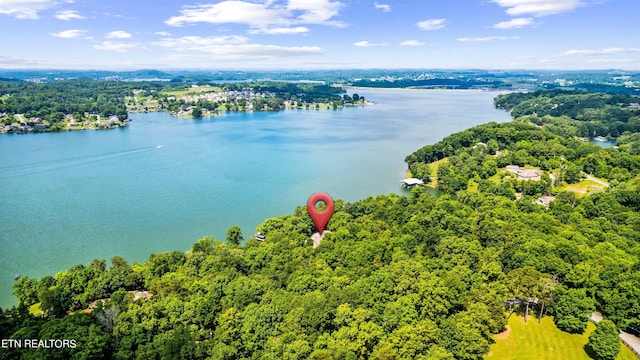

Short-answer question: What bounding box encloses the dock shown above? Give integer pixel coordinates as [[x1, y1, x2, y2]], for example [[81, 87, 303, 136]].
[[400, 178, 424, 188]]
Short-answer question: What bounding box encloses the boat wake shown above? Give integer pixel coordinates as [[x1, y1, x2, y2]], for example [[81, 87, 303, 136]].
[[0, 145, 164, 179]]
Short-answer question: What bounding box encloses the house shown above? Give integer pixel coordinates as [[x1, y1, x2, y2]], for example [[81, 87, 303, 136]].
[[536, 195, 555, 207], [505, 297, 539, 308], [505, 165, 542, 181]]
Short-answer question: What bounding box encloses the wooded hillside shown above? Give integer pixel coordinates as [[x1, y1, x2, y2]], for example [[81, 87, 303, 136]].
[[2, 90, 639, 360]]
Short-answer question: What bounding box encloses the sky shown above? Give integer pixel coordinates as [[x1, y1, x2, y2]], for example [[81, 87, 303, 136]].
[[0, 0, 638, 70]]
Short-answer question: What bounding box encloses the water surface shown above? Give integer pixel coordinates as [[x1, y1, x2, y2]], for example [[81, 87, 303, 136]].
[[0, 89, 512, 307]]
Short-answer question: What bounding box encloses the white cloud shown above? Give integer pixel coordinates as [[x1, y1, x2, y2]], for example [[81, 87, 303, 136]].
[[457, 36, 519, 42], [153, 35, 249, 49], [54, 9, 86, 20], [249, 26, 310, 35], [400, 40, 425, 46], [94, 41, 147, 52], [155, 31, 171, 37], [165, 1, 286, 27], [152, 35, 323, 60], [560, 47, 640, 56], [374, 2, 391, 12], [492, 0, 585, 17], [106, 30, 132, 39], [587, 58, 640, 66], [50, 29, 87, 38], [288, 0, 344, 26], [354, 41, 373, 47], [354, 40, 388, 47], [417, 18, 446, 31], [493, 17, 534, 29], [0, 0, 56, 19], [165, 0, 345, 31]]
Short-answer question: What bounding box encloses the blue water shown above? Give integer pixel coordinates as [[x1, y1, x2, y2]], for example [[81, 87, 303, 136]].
[[590, 139, 617, 148], [0, 89, 512, 307]]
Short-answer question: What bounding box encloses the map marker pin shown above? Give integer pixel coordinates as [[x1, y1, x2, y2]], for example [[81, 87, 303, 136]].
[[307, 192, 334, 234]]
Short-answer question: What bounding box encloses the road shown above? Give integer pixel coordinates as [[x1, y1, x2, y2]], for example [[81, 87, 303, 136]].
[[591, 313, 640, 358], [582, 172, 609, 187]]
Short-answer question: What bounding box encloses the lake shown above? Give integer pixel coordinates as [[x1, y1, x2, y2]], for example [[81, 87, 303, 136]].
[[0, 89, 512, 307]]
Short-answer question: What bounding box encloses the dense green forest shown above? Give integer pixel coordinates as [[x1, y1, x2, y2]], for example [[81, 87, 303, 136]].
[[2, 90, 640, 360], [493, 90, 640, 137], [0, 79, 145, 121]]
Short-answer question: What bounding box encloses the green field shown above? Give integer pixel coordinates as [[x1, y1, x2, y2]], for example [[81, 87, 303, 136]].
[[161, 85, 223, 98], [555, 179, 608, 196], [486, 315, 637, 360], [426, 157, 449, 186]]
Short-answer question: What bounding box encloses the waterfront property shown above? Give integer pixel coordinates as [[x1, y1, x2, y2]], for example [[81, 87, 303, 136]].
[[0, 88, 513, 308], [400, 178, 424, 188]]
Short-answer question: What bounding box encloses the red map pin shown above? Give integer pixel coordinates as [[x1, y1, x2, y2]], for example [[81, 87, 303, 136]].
[[307, 192, 334, 234]]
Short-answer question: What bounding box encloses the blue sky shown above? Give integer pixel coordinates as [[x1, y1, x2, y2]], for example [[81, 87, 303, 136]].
[[0, 0, 638, 70]]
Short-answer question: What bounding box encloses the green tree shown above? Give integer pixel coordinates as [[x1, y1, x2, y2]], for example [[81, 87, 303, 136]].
[[551, 287, 594, 333], [562, 163, 583, 184], [487, 139, 499, 155], [226, 226, 243, 246], [410, 162, 432, 181], [13, 276, 39, 307], [587, 320, 620, 360]]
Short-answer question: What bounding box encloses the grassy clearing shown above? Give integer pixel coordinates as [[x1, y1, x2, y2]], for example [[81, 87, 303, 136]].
[[488, 169, 511, 184], [426, 157, 449, 187], [486, 315, 637, 360], [161, 86, 223, 98], [555, 180, 607, 196]]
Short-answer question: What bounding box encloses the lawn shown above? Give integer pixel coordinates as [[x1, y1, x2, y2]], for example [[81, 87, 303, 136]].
[[486, 315, 637, 360], [425, 157, 449, 187], [161, 85, 223, 98], [487, 169, 511, 184], [555, 179, 607, 196]]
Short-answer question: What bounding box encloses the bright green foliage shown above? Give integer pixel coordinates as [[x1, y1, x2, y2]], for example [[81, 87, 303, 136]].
[[588, 320, 621, 360], [409, 162, 432, 181], [552, 287, 595, 333], [2, 89, 640, 359], [226, 225, 244, 246]]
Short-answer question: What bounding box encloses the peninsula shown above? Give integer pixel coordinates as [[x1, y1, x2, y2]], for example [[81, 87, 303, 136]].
[[0, 78, 366, 133]]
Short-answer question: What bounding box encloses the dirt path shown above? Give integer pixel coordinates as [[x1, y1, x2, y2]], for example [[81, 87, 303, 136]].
[[582, 172, 609, 187]]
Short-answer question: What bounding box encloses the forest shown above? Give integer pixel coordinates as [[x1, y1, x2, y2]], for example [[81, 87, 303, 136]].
[[0, 79, 143, 124], [1, 90, 639, 360]]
